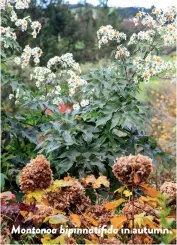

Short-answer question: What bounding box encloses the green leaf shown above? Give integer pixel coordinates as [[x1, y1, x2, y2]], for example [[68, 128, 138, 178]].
[[112, 129, 127, 137], [56, 159, 74, 175], [110, 112, 121, 129], [0, 173, 8, 190], [63, 131, 74, 145], [96, 114, 112, 127]]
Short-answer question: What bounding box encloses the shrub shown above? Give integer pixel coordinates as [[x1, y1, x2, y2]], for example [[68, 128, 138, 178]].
[[0, 155, 176, 244]]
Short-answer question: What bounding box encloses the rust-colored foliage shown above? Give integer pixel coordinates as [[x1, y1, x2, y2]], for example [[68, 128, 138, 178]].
[[1, 154, 176, 244]]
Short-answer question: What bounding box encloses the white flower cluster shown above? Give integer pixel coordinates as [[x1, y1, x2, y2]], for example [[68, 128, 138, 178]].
[[14, 0, 30, 9], [9, 88, 20, 100], [67, 70, 87, 96], [31, 21, 41, 38], [128, 30, 155, 45], [46, 85, 62, 105], [28, 57, 87, 107], [133, 12, 156, 27], [30, 67, 56, 87], [1, 0, 41, 38], [10, 10, 41, 38], [73, 99, 90, 111], [134, 54, 175, 82], [47, 53, 81, 73], [15, 17, 30, 31], [0, 0, 30, 10], [164, 22, 177, 46], [10, 10, 17, 21], [9, 87, 27, 104], [14, 45, 43, 68], [133, 6, 177, 46], [115, 46, 130, 59], [97, 25, 127, 48], [0, 26, 17, 48], [97, 25, 129, 59]]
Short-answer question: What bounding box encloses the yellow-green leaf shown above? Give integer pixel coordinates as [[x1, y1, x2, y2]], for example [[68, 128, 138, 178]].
[[43, 214, 68, 224], [114, 186, 125, 194], [41, 234, 70, 245], [54, 179, 74, 187], [26, 189, 44, 202], [123, 190, 132, 197]]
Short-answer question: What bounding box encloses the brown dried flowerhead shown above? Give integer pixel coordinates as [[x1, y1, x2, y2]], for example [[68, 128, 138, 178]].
[[86, 204, 112, 225], [46, 182, 91, 213], [19, 155, 53, 193], [122, 200, 155, 220], [160, 181, 177, 199], [112, 154, 153, 185], [26, 204, 55, 225]]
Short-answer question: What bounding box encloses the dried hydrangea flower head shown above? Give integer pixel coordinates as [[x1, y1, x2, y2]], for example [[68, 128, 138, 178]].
[[46, 179, 90, 213], [122, 200, 155, 220], [19, 155, 53, 193], [112, 154, 153, 184], [26, 204, 55, 225], [86, 204, 112, 225], [160, 181, 177, 199]]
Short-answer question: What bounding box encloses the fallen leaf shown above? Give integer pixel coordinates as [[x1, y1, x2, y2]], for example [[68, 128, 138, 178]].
[[143, 217, 159, 228], [26, 189, 44, 203], [41, 234, 70, 245], [43, 214, 68, 224], [83, 214, 99, 226], [133, 212, 146, 227], [140, 183, 160, 198], [139, 196, 157, 208], [93, 176, 110, 189], [70, 214, 81, 227], [82, 175, 96, 186], [20, 210, 28, 217], [54, 179, 74, 187], [110, 215, 127, 229], [132, 213, 154, 228], [104, 198, 126, 210]]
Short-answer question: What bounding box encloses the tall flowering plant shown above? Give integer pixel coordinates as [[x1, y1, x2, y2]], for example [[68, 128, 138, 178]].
[[97, 6, 176, 83], [1, 0, 88, 111], [33, 7, 176, 178], [1, 4, 176, 182]]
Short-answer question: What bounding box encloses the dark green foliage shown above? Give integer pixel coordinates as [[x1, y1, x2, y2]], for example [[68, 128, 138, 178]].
[[36, 68, 174, 182]]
